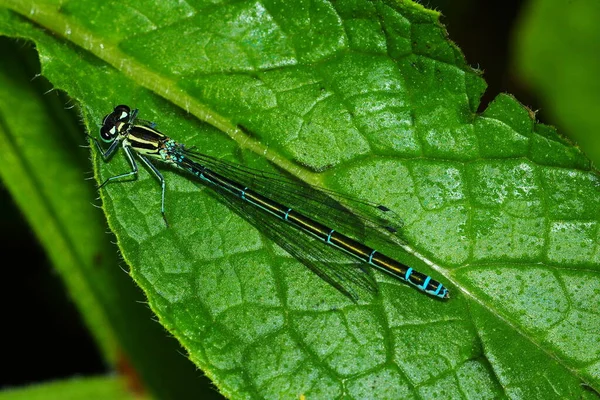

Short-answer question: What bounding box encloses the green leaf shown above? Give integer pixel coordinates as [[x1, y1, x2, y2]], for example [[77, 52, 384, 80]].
[[0, 376, 141, 400], [515, 0, 600, 167], [1, 0, 599, 398], [0, 29, 219, 400]]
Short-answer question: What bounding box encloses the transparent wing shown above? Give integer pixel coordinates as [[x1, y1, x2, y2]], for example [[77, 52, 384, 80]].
[[210, 181, 378, 301], [182, 148, 403, 245]]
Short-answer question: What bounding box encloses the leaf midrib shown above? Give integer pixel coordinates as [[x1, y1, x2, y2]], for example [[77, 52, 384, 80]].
[[2, 0, 321, 186]]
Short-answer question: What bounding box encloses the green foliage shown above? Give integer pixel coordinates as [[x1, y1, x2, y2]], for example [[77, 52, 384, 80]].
[[516, 0, 600, 167], [0, 376, 140, 400], [0, 0, 598, 398], [0, 37, 217, 400]]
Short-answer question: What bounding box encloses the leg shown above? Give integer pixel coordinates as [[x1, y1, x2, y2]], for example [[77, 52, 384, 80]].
[[98, 144, 139, 189], [92, 136, 120, 160], [137, 154, 169, 227], [129, 108, 139, 122]]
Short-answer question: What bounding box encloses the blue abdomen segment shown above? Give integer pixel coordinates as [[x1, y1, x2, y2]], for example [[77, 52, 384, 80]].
[[368, 255, 449, 299]]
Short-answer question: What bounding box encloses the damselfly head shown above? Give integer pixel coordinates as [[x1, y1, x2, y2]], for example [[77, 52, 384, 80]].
[[101, 104, 131, 125], [99, 105, 132, 143]]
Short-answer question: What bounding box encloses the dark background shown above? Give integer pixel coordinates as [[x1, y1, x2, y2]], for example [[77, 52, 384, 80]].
[[0, 0, 551, 392]]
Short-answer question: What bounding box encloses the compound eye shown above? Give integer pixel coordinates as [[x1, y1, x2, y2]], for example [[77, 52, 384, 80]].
[[100, 124, 118, 142], [113, 105, 131, 122]]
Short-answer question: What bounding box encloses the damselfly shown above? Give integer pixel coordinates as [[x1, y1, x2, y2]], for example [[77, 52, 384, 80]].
[[94, 105, 449, 300]]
